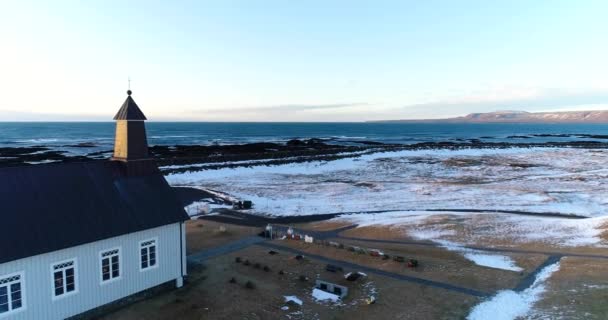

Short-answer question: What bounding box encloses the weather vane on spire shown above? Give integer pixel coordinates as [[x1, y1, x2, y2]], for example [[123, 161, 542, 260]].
[[127, 76, 132, 96]]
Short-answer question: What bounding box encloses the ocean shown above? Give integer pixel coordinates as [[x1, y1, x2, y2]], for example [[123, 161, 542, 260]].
[[2, 122, 608, 154]]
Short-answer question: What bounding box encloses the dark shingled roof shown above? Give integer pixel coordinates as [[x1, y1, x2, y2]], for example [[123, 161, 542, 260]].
[[0, 160, 189, 264], [113, 94, 147, 120]]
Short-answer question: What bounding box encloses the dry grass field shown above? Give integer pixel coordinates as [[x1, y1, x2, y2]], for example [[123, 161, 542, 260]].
[[101, 219, 608, 320]]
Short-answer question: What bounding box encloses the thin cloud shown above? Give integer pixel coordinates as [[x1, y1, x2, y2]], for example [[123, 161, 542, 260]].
[[0, 110, 109, 121], [401, 89, 608, 118], [202, 102, 369, 113]]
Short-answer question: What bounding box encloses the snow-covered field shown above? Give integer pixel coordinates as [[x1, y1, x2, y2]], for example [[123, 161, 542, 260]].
[[167, 148, 608, 248], [167, 148, 608, 217], [467, 262, 561, 320]]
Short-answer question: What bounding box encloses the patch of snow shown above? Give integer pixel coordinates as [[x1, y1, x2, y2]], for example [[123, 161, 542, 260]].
[[467, 262, 560, 320], [199, 187, 240, 204], [339, 210, 608, 248], [184, 201, 210, 216], [184, 201, 232, 216], [25, 159, 58, 165], [500, 215, 608, 247], [312, 288, 340, 303], [462, 252, 522, 272], [342, 211, 444, 228], [284, 296, 303, 306], [583, 284, 608, 290], [436, 240, 523, 272], [408, 226, 458, 240]]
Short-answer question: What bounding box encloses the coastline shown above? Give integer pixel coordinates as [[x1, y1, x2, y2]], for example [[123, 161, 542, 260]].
[[3, 137, 608, 171]]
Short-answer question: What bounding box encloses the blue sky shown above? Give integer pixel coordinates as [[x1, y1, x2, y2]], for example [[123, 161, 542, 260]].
[[0, 0, 607, 121]]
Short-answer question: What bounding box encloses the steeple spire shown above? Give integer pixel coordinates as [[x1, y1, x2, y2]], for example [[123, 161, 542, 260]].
[[113, 89, 147, 120], [112, 89, 149, 161]]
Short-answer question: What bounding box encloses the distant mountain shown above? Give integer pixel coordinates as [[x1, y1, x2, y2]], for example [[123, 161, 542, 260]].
[[374, 110, 608, 123]]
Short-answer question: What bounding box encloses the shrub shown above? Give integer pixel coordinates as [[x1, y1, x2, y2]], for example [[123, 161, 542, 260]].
[[245, 281, 256, 289]]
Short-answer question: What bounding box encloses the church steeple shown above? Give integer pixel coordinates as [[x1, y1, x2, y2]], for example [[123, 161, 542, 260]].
[[113, 90, 147, 121], [112, 90, 149, 161]]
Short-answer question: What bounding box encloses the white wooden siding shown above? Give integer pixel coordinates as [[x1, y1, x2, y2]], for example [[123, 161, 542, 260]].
[[0, 223, 184, 320]]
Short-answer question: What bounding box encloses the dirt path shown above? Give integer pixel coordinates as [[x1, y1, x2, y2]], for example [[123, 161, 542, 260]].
[[513, 255, 562, 291], [187, 235, 266, 263], [257, 241, 490, 297]]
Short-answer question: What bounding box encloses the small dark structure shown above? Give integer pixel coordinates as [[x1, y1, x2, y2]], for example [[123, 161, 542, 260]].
[[407, 259, 419, 268], [325, 264, 344, 273], [233, 200, 253, 210], [393, 256, 406, 263], [344, 272, 365, 282], [243, 200, 253, 209]]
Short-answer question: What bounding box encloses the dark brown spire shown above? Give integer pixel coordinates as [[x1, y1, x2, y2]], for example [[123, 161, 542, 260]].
[[113, 90, 147, 120], [112, 90, 149, 161]]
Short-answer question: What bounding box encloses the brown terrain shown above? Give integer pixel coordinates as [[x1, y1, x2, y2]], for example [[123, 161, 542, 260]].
[[98, 218, 608, 320]]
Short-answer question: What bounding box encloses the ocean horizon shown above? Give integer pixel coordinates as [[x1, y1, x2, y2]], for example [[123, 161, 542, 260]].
[[3, 122, 608, 155]]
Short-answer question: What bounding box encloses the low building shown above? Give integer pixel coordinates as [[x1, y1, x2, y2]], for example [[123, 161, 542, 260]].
[[0, 90, 189, 319], [315, 280, 348, 298]]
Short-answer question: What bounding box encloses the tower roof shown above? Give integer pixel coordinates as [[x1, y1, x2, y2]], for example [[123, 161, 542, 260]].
[[113, 90, 147, 120]]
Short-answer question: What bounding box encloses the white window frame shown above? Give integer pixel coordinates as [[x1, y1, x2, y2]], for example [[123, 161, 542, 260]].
[[99, 247, 122, 285], [0, 271, 26, 318], [139, 238, 159, 272], [50, 258, 78, 300]]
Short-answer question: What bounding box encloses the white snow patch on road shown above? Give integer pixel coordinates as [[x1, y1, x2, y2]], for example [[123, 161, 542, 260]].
[[467, 262, 560, 320], [343, 211, 437, 227], [435, 240, 523, 272], [184, 201, 231, 217], [284, 296, 303, 305], [463, 252, 522, 272]]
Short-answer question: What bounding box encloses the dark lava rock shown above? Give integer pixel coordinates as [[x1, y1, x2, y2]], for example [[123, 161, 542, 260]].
[[65, 142, 98, 148], [305, 138, 326, 146], [533, 134, 572, 137], [286, 139, 306, 146]]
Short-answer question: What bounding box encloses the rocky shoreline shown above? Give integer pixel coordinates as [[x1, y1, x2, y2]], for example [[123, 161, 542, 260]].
[[2, 136, 608, 172]]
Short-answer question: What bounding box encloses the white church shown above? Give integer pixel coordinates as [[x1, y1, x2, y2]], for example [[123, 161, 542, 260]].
[[0, 90, 189, 319]]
